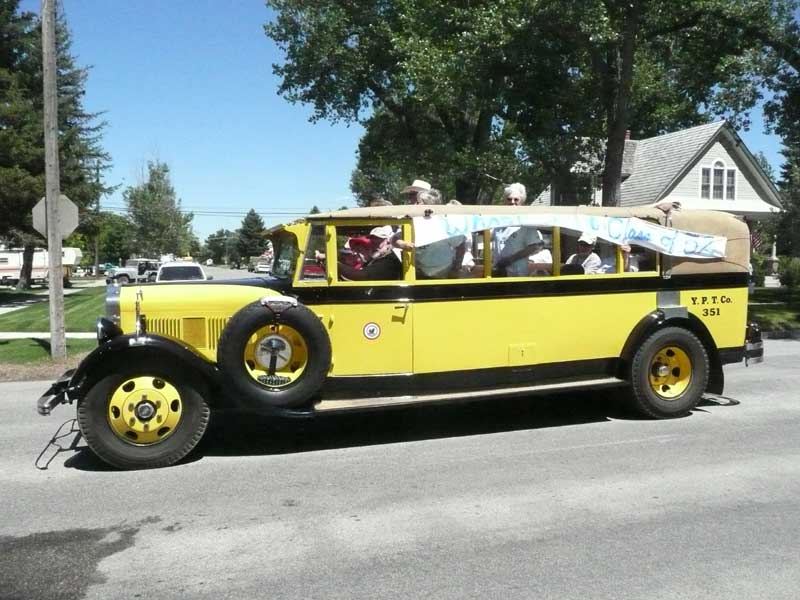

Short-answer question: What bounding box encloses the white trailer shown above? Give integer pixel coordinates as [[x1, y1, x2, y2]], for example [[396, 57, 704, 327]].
[[0, 247, 83, 285]]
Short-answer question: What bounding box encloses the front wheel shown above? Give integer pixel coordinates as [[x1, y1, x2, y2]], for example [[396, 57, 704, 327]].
[[77, 360, 210, 469], [629, 327, 709, 418]]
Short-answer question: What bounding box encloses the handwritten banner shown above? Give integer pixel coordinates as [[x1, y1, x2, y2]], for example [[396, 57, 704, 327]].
[[412, 213, 727, 259]]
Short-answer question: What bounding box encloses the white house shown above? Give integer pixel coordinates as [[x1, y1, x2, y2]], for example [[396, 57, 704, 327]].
[[533, 120, 783, 256], [534, 121, 782, 215]]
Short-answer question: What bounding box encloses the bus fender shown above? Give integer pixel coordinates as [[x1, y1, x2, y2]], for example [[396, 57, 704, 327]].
[[69, 334, 223, 399], [618, 311, 723, 395]]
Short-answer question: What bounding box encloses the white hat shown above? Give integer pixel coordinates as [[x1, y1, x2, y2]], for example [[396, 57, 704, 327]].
[[577, 232, 597, 245], [369, 225, 394, 239], [401, 179, 432, 194]]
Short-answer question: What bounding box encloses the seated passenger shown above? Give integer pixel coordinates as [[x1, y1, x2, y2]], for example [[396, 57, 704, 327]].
[[565, 232, 602, 274], [337, 226, 402, 281], [414, 234, 467, 279], [494, 228, 550, 277]]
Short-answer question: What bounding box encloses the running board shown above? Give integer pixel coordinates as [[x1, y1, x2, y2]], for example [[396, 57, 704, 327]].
[[313, 376, 627, 413]]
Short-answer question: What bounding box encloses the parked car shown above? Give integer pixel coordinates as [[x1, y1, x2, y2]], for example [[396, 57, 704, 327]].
[[255, 261, 272, 274], [106, 259, 160, 284], [37, 205, 763, 470], [155, 261, 212, 282]]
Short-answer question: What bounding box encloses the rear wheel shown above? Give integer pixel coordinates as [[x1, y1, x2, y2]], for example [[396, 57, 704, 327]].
[[77, 360, 210, 469], [629, 327, 709, 418]]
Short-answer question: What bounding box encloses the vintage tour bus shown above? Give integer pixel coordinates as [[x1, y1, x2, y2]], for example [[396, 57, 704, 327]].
[[37, 205, 763, 469]]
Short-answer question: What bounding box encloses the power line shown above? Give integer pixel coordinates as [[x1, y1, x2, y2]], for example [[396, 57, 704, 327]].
[[100, 204, 342, 217]]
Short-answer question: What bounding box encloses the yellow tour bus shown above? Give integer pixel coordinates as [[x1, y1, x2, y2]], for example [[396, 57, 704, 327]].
[[37, 204, 763, 469]]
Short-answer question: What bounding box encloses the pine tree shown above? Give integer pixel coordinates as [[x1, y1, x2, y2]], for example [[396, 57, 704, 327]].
[[0, 1, 111, 287], [236, 209, 267, 258], [124, 161, 194, 257]]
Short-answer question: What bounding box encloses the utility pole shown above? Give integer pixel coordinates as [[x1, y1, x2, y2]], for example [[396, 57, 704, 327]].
[[42, 0, 66, 360], [94, 163, 101, 277]]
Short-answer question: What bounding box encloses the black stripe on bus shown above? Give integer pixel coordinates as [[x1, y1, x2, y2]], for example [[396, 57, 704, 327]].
[[321, 357, 620, 399], [289, 272, 748, 305]]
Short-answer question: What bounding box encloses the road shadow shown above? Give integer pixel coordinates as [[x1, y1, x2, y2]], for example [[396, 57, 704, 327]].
[[197, 389, 637, 460], [52, 389, 740, 470]]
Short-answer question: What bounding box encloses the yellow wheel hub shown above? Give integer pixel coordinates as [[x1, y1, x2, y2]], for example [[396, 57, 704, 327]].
[[648, 346, 692, 399], [107, 377, 182, 444], [244, 324, 308, 388]]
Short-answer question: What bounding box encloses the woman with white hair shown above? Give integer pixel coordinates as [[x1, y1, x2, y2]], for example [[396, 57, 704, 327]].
[[492, 182, 545, 276], [503, 182, 527, 205]]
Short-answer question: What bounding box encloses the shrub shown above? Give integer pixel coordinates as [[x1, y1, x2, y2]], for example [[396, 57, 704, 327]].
[[751, 251, 769, 287], [778, 256, 800, 289]]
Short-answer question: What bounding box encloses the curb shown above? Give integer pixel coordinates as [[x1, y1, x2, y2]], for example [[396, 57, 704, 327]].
[[761, 329, 800, 340]]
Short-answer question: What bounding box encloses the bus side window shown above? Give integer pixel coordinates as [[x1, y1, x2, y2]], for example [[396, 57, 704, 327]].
[[595, 240, 617, 274], [301, 224, 327, 281], [560, 231, 602, 275], [630, 244, 657, 272]]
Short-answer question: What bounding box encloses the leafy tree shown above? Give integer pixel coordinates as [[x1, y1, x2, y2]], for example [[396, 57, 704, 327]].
[[0, 1, 111, 287], [236, 209, 267, 258], [124, 161, 194, 257], [96, 212, 135, 264], [309, 205, 320, 214], [204, 228, 237, 264], [266, 0, 793, 206]]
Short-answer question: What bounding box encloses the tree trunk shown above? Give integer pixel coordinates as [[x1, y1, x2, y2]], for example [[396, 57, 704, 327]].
[[15, 244, 35, 290], [455, 175, 494, 205], [602, 2, 640, 207]]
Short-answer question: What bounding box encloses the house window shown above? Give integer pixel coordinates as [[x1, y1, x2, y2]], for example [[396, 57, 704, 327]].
[[701, 160, 737, 201], [712, 161, 724, 199], [726, 169, 736, 200]]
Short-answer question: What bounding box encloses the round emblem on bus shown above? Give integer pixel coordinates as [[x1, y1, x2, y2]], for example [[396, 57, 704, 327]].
[[363, 322, 381, 340]]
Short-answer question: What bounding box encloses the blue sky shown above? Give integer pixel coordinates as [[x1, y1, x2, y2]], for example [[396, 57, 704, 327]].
[[22, 0, 787, 241]]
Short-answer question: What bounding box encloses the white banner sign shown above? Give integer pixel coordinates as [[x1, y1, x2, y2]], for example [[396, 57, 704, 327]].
[[412, 213, 726, 259]]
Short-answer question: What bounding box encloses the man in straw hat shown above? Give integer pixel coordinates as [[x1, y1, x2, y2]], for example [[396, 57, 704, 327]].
[[401, 179, 432, 204]]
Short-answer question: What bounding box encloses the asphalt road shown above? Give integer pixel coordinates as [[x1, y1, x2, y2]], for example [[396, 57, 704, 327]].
[[1, 340, 798, 600], [204, 264, 262, 281]]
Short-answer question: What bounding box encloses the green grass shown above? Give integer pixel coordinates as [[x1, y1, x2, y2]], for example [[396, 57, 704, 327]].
[[0, 338, 97, 364], [0, 286, 105, 332], [748, 287, 800, 333]]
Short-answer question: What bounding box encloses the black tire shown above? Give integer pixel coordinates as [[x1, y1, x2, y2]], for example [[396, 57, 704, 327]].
[[629, 326, 709, 418], [116, 274, 129, 285], [148, 273, 157, 282], [217, 301, 331, 408], [76, 359, 210, 469]]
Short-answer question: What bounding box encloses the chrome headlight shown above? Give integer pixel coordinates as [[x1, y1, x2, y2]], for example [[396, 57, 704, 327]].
[[106, 284, 121, 325]]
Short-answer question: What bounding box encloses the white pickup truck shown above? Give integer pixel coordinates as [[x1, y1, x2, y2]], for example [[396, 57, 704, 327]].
[[105, 258, 161, 284]]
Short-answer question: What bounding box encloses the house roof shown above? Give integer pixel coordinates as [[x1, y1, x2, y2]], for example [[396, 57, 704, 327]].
[[620, 121, 726, 205], [620, 121, 782, 210]]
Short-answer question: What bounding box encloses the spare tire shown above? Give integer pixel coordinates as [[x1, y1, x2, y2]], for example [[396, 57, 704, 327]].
[[217, 300, 331, 408]]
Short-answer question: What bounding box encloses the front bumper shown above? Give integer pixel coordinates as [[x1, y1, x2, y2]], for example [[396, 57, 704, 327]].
[[37, 369, 76, 415], [745, 322, 764, 365]]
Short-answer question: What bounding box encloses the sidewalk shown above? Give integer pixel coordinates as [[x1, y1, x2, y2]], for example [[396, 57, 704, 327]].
[[0, 332, 95, 339]]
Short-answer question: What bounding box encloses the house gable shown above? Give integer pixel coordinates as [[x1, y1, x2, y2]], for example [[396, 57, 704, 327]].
[[619, 121, 781, 216]]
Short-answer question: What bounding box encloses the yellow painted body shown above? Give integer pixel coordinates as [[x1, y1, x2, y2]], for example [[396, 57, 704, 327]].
[[681, 287, 748, 349]]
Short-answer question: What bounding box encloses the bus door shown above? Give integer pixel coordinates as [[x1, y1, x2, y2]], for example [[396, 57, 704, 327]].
[[296, 222, 414, 376]]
